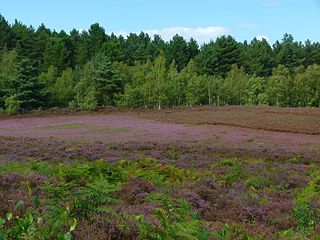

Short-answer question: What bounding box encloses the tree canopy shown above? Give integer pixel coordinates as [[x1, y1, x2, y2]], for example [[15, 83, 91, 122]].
[[0, 14, 320, 113]]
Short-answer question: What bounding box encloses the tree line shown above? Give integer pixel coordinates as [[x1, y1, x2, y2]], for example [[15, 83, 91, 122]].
[[0, 14, 320, 113]]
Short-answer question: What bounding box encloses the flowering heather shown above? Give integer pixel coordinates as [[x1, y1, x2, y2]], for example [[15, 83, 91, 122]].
[[0, 111, 319, 239], [0, 114, 319, 162]]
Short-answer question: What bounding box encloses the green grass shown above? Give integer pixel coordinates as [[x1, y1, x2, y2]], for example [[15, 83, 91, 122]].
[[45, 124, 84, 129], [89, 126, 131, 133], [44, 124, 131, 133]]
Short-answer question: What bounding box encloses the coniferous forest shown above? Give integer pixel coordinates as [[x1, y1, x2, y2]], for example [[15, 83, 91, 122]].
[[1, 14, 320, 113]]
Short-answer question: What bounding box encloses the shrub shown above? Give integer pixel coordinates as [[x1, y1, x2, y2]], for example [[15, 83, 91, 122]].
[[245, 175, 271, 189], [4, 94, 22, 115], [80, 87, 98, 110], [0, 199, 77, 240], [225, 162, 246, 185], [293, 176, 319, 231], [139, 193, 211, 239]]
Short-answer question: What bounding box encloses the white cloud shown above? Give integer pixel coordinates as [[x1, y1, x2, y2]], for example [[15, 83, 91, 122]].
[[112, 30, 129, 37], [256, 35, 269, 41], [145, 26, 229, 43], [108, 26, 229, 44], [112, 26, 229, 43]]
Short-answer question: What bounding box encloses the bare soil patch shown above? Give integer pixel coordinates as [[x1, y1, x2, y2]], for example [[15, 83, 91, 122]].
[[134, 105, 320, 135]]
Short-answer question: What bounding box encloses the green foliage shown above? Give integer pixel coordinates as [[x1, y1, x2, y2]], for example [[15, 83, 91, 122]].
[[117, 158, 200, 187], [0, 159, 124, 239], [139, 193, 210, 240], [0, 49, 18, 77], [2, 157, 319, 239], [244, 38, 275, 76], [244, 75, 266, 105], [275, 228, 305, 239], [225, 161, 246, 185], [92, 53, 123, 106], [221, 64, 247, 105], [74, 53, 123, 109], [102, 33, 125, 62], [114, 61, 152, 107], [81, 87, 98, 110], [43, 36, 71, 71], [167, 34, 190, 71], [0, 198, 77, 240], [52, 67, 75, 107], [267, 64, 294, 106], [293, 203, 317, 231], [218, 158, 238, 167], [195, 35, 241, 77], [39, 65, 58, 106], [293, 173, 320, 232], [4, 94, 22, 114], [245, 175, 271, 189], [145, 51, 167, 109], [0, 158, 209, 239], [1, 58, 47, 110], [208, 223, 256, 240], [184, 60, 204, 106], [0, 13, 320, 110]]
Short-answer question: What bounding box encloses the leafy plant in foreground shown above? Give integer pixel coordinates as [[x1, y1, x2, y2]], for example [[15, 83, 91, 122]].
[[138, 193, 210, 240], [293, 172, 320, 232], [0, 199, 77, 240]]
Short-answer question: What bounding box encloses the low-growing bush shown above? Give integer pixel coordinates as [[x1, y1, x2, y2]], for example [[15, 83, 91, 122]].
[[293, 176, 319, 232], [246, 175, 271, 189], [4, 94, 22, 115], [225, 162, 246, 185], [1, 157, 319, 239]]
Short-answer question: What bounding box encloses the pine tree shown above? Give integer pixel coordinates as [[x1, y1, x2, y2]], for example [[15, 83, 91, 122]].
[[92, 53, 124, 106], [0, 15, 11, 50], [168, 35, 190, 71], [3, 58, 47, 110]]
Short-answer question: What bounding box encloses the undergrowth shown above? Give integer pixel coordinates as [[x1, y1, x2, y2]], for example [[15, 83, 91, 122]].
[[0, 158, 217, 239], [0, 157, 319, 239]]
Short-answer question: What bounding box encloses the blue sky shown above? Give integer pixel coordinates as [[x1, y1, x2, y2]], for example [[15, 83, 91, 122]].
[[1, 0, 320, 44]]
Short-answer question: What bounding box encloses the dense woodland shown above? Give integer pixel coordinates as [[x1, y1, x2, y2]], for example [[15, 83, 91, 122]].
[[1, 15, 320, 113]]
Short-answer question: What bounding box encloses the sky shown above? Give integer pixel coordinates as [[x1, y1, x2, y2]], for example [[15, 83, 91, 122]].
[[1, 0, 320, 44]]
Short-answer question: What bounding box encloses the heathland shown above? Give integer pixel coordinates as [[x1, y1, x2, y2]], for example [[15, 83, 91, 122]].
[[0, 106, 320, 239], [1, 13, 320, 240]]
